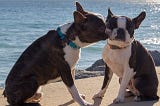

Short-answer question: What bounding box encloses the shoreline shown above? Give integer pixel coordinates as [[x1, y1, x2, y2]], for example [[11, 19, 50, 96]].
[[0, 67, 160, 106], [0, 50, 160, 88]]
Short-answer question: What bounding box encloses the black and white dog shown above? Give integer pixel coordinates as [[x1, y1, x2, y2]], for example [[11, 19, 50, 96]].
[[93, 9, 159, 103], [3, 2, 108, 106]]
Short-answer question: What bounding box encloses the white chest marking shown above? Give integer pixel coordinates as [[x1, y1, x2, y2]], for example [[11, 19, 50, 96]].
[[102, 44, 132, 77], [59, 23, 93, 70], [63, 45, 80, 70]]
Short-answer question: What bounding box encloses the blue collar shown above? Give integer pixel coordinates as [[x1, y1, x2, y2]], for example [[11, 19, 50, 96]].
[[57, 27, 80, 49]]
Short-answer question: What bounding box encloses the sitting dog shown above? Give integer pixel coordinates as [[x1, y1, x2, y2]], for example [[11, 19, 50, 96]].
[[93, 9, 159, 103], [3, 2, 108, 106]]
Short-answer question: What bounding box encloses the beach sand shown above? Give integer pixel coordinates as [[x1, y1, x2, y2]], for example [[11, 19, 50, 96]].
[[0, 67, 160, 106]]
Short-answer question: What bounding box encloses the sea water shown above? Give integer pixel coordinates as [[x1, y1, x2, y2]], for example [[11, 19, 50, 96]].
[[0, 0, 160, 88]]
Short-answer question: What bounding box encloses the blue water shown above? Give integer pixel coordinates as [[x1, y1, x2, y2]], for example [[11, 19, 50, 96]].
[[0, 0, 160, 88]]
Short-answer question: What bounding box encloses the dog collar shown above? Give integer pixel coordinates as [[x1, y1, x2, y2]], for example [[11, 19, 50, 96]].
[[108, 44, 128, 49], [108, 38, 135, 50], [57, 27, 80, 49]]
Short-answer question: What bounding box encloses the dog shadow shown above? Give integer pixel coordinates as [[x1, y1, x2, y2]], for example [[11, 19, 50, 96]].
[[6, 103, 41, 106], [58, 98, 103, 106], [108, 97, 158, 106], [58, 100, 75, 106], [92, 97, 103, 106]]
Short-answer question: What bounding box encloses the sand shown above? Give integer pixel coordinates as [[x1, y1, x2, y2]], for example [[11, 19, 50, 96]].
[[0, 67, 160, 106]]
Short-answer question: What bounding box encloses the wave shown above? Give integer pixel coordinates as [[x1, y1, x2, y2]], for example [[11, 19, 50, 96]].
[[140, 37, 160, 45]]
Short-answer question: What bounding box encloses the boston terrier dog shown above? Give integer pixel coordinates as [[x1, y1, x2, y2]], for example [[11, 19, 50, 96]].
[[93, 9, 159, 103], [3, 2, 107, 106]]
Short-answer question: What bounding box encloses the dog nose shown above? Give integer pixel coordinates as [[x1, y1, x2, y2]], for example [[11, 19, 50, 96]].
[[116, 28, 125, 41]]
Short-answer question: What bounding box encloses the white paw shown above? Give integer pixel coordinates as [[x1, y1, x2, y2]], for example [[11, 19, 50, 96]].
[[92, 91, 104, 99], [134, 96, 141, 102], [82, 101, 92, 106], [82, 102, 93, 106], [80, 94, 86, 100], [113, 97, 124, 104]]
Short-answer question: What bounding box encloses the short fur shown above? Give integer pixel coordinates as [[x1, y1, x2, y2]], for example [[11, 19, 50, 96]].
[[3, 2, 107, 106], [93, 9, 159, 103]]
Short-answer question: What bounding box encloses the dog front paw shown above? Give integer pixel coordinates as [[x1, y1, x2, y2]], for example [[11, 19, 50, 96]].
[[80, 94, 86, 100], [81, 100, 92, 106], [113, 97, 124, 104], [134, 96, 141, 102]]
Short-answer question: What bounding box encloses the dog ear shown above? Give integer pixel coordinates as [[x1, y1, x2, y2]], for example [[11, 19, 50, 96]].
[[75, 1, 88, 15], [132, 11, 146, 29], [73, 11, 87, 24], [106, 8, 113, 21]]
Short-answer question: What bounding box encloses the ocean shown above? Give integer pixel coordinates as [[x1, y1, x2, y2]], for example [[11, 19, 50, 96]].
[[0, 0, 160, 88]]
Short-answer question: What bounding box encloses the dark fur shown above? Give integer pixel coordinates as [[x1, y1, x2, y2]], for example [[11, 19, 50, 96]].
[[129, 40, 159, 101], [3, 3, 107, 105]]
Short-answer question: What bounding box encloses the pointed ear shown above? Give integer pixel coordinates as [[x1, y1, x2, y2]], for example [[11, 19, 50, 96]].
[[132, 11, 146, 29], [73, 11, 87, 24], [75, 1, 88, 15], [106, 8, 114, 21]]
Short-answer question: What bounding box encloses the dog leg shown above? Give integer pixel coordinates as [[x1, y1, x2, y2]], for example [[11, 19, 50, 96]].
[[72, 68, 85, 100], [5, 77, 39, 105], [93, 64, 113, 99], [113, 68, 136, 103], [25, 87, 43, 103], [71, 69, 76, 80], [119, 78, 135, 97], [126, 79, 140, 97], [68, 85, 92, 106], [134, 77, 159, 101], [59, 63, 92, 106]]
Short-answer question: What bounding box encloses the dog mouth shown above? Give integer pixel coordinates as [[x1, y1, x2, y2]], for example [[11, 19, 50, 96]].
[[108, 37, 134, 48], [109, 38, 125, 42]]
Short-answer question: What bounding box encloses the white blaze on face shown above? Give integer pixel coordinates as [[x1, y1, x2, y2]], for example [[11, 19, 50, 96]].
[[117, 17, 133, 43], [117, 17, 126, 28], [110, 17, 127, 40], [108, 17, 134, 47]]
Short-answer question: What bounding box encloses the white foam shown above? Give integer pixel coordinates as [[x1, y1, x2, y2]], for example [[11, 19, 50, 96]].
[[140, 37, 160, 45]]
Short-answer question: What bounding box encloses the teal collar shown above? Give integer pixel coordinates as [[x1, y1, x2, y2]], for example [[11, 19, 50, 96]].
[[57, 27, 80, 49]]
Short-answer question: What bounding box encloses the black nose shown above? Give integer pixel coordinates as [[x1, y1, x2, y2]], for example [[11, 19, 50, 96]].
[[115, 28, 125, 41]]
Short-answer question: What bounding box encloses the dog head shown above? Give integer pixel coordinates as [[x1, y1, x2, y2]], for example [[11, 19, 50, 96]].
[[66, 2, 108, 47], [105, 9, 146, 48]]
